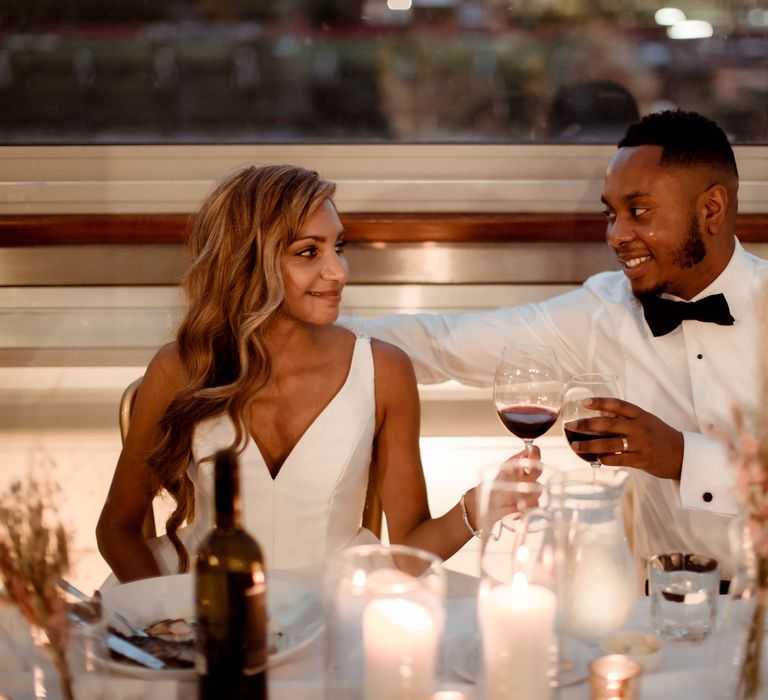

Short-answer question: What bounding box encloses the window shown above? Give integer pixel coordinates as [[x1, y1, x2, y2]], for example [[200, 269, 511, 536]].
[[1, 0, 765, 145]]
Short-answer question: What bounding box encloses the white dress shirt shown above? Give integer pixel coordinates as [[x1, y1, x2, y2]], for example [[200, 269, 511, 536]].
[[363, 241, 768, 574]]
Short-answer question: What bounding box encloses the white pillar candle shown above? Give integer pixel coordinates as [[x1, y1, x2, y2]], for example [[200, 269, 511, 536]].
[[363, 598, 439, 700], [479, 572, 556, 700]]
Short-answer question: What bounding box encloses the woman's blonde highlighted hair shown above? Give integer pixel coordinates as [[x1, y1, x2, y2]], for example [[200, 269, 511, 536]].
[[148, 164, 337, 571]]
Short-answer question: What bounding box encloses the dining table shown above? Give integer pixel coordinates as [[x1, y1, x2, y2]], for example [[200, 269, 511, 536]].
[[0, 566, 727, 700]]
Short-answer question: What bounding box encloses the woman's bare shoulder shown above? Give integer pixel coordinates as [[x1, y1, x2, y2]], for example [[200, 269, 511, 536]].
[[370, 337, 416, 380], [312, 323, 356, 359], [144, 342, 186, 394], [122, 343, 185, 435], [370, 338, 419, 431], [324, 323, 356, 343]]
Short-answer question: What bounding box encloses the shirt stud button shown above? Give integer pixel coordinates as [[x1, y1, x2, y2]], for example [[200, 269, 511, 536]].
[[702, 492, 713, 503], [697, 353, 703, 360]]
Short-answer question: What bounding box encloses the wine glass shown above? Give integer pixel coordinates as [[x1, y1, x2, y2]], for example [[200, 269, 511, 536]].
[[493, 345, 563, 457], [562, 373, 623, 469]]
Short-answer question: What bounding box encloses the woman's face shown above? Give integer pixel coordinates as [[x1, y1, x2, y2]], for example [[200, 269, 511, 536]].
[[281, 199, 349, 325]]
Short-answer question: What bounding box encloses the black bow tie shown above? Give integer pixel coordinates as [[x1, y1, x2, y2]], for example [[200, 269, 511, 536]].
[[641, 293, 735, 337]]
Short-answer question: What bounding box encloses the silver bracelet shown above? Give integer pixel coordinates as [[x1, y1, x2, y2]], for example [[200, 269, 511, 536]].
[[460, 492, 481, 539]]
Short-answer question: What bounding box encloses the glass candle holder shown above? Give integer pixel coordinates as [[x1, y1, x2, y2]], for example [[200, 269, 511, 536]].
[[476, 462, 556, 700], [324, 544, 445, 700], [648, 552, 719, 641], [589, 654, 642, 700]]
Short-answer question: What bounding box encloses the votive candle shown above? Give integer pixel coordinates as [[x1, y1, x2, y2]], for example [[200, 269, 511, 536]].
[[589, 654, 642, 700]]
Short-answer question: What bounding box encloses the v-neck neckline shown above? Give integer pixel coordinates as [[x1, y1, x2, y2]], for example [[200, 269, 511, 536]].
[[248, 337, 361, 480]]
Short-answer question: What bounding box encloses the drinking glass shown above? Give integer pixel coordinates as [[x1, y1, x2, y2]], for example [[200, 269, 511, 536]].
[[31, 595, 107, 700], [562, 373, 623, 469], [493, 345, 563, 456], [648, 552, 719, 641]]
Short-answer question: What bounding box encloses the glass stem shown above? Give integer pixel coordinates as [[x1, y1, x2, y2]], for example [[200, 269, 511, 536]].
[[521, 440, 537, 473]]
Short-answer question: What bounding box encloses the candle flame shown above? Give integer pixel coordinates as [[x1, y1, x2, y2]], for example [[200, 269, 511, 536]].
[[369, 598, 433, 633], [352, 569, 367, 591], [511, 571, 529, 592], [515, 545, 530, 563]]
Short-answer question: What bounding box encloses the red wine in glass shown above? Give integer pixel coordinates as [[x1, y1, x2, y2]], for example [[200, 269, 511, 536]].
[[493, 346, 563, 455], [563, 426, 622, 464], [497, 405, 559, 441], [562, 373, 623, 469]]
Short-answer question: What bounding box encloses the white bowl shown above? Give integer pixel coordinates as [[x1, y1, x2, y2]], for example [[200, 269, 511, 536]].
[[600, 630, 663, 673]]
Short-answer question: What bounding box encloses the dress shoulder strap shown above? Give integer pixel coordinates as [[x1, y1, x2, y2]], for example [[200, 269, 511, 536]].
[[342, 316, 370, 340]]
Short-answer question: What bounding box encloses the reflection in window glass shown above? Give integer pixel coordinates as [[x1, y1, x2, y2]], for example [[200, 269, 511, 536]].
[[0, 1, 765, 144]]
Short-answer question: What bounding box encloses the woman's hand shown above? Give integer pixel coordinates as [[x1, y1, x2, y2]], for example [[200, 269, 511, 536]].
[[498, 444, 543, 479], [463, 444, 545, 534]]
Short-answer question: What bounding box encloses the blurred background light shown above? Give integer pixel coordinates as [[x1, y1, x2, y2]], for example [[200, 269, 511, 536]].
[[667, 19, 714, 39], [747, 9, 768, 27], [654, 7, 687, 26]]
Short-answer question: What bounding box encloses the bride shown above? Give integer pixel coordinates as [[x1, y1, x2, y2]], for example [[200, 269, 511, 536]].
[[97, 164, 534, 582]]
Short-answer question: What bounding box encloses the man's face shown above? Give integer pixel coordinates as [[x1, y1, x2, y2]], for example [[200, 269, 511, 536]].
[[601, 145, 721, 300]]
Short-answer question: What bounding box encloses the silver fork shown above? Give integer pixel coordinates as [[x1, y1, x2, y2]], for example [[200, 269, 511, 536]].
[[112, 611, 149, 638], [57, 578, 148, 637]]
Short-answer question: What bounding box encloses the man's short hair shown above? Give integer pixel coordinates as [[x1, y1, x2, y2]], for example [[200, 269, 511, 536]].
[[618, 110, 738, 180]]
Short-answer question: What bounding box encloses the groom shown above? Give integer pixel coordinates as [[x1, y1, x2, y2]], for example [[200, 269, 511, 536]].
[[363, 110, 768, 577]]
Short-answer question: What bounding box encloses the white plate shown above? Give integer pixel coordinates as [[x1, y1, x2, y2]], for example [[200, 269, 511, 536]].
[[448, 632, 592, 687], [101, 573, 323, 680], [556, 635, 596, 686]]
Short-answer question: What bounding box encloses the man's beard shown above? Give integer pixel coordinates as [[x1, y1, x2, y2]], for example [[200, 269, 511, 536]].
[[634, 216, 706, 302]]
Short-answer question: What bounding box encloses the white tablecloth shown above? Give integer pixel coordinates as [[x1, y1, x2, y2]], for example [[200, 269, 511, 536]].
[[0, 571, 727, 700]]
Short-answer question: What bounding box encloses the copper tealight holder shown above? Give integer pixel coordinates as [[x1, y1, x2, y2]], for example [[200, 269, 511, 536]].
[[589, 653, 642, 700]]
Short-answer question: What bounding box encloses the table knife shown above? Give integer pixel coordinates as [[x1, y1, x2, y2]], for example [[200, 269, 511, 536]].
[[66, 610, 166, 670]]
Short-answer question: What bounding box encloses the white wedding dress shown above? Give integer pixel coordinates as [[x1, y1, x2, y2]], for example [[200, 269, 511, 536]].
[[148, 335, 379, 573]]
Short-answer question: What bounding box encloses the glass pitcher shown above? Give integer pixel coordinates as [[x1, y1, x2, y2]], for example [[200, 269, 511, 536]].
[[548, 468, 637, 644]]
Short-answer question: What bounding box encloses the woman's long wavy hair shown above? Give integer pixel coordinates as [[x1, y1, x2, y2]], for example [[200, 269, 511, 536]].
[[147, 164, 337, 572]]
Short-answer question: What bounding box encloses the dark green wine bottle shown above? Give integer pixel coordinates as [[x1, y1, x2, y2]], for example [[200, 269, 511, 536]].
[[196, 448, 268, 699]]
